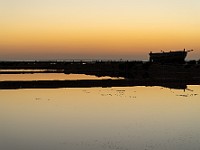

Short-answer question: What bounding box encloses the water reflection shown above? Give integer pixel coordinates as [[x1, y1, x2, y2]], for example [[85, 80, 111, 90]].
[[0, 73, 122, 81], [0, 86, 200, 150]]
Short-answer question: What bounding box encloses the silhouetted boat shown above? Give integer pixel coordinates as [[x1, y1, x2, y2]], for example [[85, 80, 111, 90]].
[[149, 49, 193, 63]]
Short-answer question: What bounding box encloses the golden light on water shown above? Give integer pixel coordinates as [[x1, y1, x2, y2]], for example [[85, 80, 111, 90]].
[[1, 86, 200, 149]]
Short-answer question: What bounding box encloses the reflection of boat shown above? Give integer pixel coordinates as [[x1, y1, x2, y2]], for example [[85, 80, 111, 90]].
[[149, 49, 193, 63]]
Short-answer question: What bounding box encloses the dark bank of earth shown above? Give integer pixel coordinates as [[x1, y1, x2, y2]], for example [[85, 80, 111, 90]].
[[1, 60, 200, 79], [0, 60, 200, 90]]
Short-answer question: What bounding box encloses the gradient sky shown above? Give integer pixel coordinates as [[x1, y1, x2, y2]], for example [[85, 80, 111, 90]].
[[0, 0, 200, 60]]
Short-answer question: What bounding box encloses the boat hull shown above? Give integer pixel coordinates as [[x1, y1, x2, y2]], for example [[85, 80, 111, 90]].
[[149, 50, 187, 63]]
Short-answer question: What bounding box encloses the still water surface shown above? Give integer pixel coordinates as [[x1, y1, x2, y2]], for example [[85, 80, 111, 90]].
[[0, 73, 122, 81], [0, 85, 200, 150]]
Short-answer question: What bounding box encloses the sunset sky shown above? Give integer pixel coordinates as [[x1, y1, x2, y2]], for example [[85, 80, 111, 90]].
[[1, 0, 200, 60]]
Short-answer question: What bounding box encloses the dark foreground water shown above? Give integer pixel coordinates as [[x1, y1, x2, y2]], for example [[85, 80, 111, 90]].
[[0, 85, 200, 150]]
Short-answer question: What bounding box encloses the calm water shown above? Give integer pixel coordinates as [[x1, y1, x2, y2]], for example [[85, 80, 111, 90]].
[[0, 85, 200, 150], [0, 73, 122, 81]]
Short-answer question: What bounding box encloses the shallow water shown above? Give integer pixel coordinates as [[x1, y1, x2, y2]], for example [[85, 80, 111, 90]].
[[0, 73, 122, 81], [0, 86, 200, 150]]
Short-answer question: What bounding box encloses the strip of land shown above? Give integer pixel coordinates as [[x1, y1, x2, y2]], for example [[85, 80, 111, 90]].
[[1, 61, 200, 90]]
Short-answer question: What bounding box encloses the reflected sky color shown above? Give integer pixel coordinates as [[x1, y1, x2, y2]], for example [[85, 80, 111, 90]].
[[0, 86, 200, 150], [0, 73, 122, 81], [0, 0, 200, 60]]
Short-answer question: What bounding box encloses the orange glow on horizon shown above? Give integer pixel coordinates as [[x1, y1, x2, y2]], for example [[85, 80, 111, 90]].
[[0, 0, 200, 59]]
